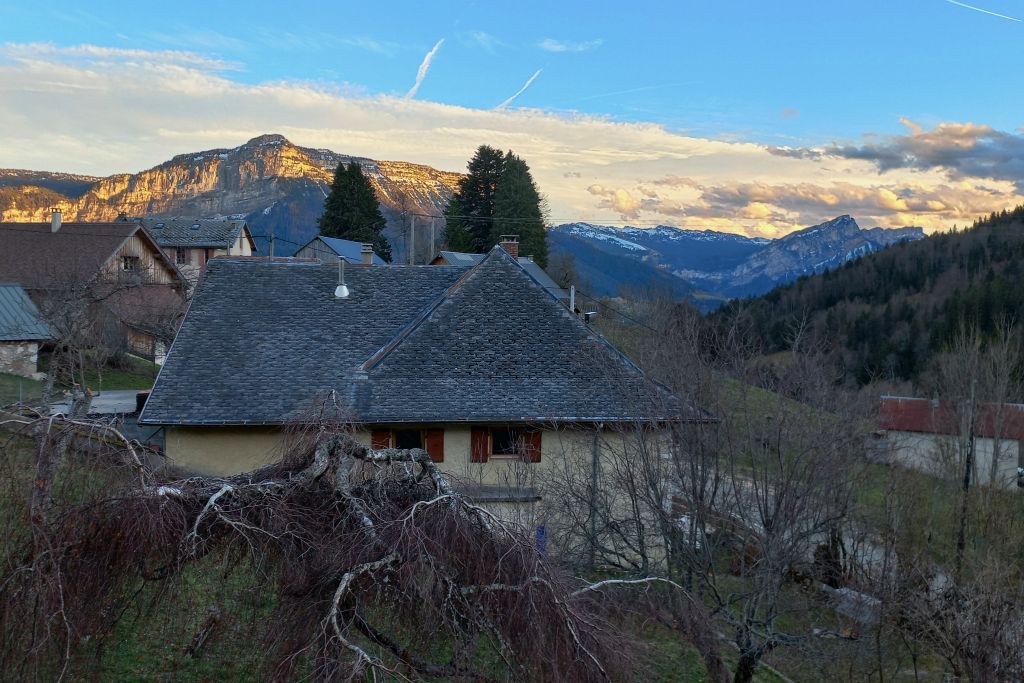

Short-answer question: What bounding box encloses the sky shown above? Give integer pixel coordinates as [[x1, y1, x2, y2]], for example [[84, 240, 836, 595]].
[[1, 0, 1023, 236]]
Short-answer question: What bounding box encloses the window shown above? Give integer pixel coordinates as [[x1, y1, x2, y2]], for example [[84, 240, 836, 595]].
[[371, 428, 444, 462], [471, 426, 541, 463], [121, 256, 139, 272], [176, 248, 188, 265], [491, 426, 523, 457], [394, 429, 423, 450]]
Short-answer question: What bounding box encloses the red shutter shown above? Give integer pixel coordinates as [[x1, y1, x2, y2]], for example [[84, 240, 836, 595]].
[[424, 429, 444, 463], [524, 430, 542, 463], [371, 429, 391, 450], [471, 427, 490, 463]]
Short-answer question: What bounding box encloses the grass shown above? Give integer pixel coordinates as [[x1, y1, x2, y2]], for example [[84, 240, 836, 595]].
[[0, 372, 42, 407]]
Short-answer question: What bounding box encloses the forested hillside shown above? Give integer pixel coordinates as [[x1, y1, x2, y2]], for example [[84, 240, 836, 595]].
[[716, 206, 1024, 384]]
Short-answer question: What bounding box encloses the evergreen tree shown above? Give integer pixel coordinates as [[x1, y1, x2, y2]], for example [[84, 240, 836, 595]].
[[443, 145, 505, 253], [318, 162, 392, 262], [493, 152, 548, 267]]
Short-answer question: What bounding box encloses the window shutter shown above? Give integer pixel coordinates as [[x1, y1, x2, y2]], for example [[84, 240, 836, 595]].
[[424, 429, 444, 463], [371, 429, 391, 450], [471, 427, 490, 463], [525, 430, 542, 463]]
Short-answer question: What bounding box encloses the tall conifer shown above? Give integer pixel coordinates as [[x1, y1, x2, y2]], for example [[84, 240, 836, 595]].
[[318, 162, 392, 262]]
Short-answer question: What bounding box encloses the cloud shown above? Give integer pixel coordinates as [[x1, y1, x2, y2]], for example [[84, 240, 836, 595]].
[[944, 0, 1021, 22], [771, 118, 1024, 191], [405, 38, 444, 99], [1, 42, 1021, 237], [495, 69, 542, 109], [538, 38, 603, 53], [464, 30, 502, 53]]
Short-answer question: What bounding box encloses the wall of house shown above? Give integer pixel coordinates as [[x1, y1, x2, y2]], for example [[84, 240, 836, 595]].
[[101, 233, 177, 285], [294, 239, 338, 263], [885, 430, 1022, 489], [165, 426, 283, 473], [0, 341, 41, 379]]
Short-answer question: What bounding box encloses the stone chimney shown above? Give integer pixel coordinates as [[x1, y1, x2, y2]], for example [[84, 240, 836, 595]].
[[50, 208, 62, 233], [360, 243, 374, 265], [499, 235, 519, 259]]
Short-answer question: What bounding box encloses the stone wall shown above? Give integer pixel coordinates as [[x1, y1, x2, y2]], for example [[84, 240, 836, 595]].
[[0, 341, 40, 379]]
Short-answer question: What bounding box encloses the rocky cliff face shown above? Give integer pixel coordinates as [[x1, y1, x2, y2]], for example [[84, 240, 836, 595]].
[[0, 134, 463, 258]]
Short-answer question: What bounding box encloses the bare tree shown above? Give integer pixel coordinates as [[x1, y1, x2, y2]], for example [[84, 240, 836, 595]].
[[1, 412, 728, 681]]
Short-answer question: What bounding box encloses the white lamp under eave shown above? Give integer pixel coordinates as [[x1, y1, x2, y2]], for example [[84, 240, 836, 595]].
[[334, 258, 350, 298]]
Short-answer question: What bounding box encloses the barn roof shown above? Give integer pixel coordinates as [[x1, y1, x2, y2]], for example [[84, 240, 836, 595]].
[[879, 395, 1024, 440]]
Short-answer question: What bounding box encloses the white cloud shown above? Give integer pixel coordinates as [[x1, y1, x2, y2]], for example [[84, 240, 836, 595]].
[[405, 38, 444, 99], [0, 42, 1019, 236], [495, 69, 542, 109], [538, 38, 603, 53]]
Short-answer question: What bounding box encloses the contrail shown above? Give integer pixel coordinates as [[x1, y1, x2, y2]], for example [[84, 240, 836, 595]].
[[495, 69, 542, 109], [944, 0, 1020, 22], [405, 39, 444, 99]]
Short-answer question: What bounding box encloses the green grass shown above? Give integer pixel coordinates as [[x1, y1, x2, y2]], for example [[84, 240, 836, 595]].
[[79, 355, 159, 391], [0, 372, 42, 407]]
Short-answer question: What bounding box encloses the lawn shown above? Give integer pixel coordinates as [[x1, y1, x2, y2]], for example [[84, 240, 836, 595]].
[[0, 372, 42, 407]]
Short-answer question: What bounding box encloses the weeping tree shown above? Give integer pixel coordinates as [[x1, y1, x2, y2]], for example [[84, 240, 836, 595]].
[[0, 411, 712, 681]]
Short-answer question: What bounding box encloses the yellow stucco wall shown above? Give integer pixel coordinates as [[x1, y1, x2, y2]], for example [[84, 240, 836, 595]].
[[164, 424, 617, 487]]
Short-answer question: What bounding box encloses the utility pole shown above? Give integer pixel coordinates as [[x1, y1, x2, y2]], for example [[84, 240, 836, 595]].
[[409, 215, 416, 265]]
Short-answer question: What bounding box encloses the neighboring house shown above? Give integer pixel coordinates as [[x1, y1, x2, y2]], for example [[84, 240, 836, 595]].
[[135, 217, 256, 284], [140, 244, 699, 516], [0, 213, 188, 362], [876, 395, 1024, 489], [0, 283, 52, 378], [294, 236, 387, 265], [432, 244, 569, 306]]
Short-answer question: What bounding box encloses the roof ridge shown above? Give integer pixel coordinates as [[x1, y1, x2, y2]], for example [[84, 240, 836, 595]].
[[358, 250, 496, 371]]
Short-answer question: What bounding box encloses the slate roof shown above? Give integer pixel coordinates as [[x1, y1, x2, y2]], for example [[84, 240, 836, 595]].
[[298, 236, 387, 265], [436, 251, 484, 267], [0, 283, 52, 342], [138, 218, 253, 250], [140, 247, 690, 426], [0, 222, 183, 289], [436, 251, 567, 302]]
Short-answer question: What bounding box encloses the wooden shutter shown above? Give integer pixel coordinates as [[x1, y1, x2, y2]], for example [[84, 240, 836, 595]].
[[524, 430, 542, 463], [424, 429, 444, 463], [371, 429, 391, 450], [470, 427, 490, 463]]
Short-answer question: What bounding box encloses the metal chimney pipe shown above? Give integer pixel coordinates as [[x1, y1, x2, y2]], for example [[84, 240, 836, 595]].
[[50, 208, 62, 233]]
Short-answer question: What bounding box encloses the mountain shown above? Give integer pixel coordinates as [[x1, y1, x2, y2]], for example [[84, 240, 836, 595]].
[[549, 216, 924, 306], [0, 134, 463, 258], [713, 206, 1024, 384]]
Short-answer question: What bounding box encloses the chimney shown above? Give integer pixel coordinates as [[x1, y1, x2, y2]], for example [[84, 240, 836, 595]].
[[499, 234, 519, 259], [50, 208, 62, 233], [360, 243, 374, 265]]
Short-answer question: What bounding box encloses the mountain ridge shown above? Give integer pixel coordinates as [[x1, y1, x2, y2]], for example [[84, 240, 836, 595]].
[[0, 134, 463, 258], [549, 216, 925, 307]]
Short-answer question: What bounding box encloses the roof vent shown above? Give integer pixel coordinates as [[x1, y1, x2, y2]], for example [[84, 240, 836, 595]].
[[50, 208, 62, 233], [334, 259, 350, 299], [191, 222, 201, 230], [154, 222, 165, 228]]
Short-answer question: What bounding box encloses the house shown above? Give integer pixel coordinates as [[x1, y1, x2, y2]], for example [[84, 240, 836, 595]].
[[0, 212, 188, 362], [140, 242, 698, 512], [431, 244, 569, 306], [294, 236, 386, 265], [0, 283, 52, 378], [876, 396, 1024, 489], [135, 218, 256, 284]]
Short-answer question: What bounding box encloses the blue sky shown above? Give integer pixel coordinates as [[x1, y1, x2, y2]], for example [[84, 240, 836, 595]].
[[1, 0, 1023, 234]]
